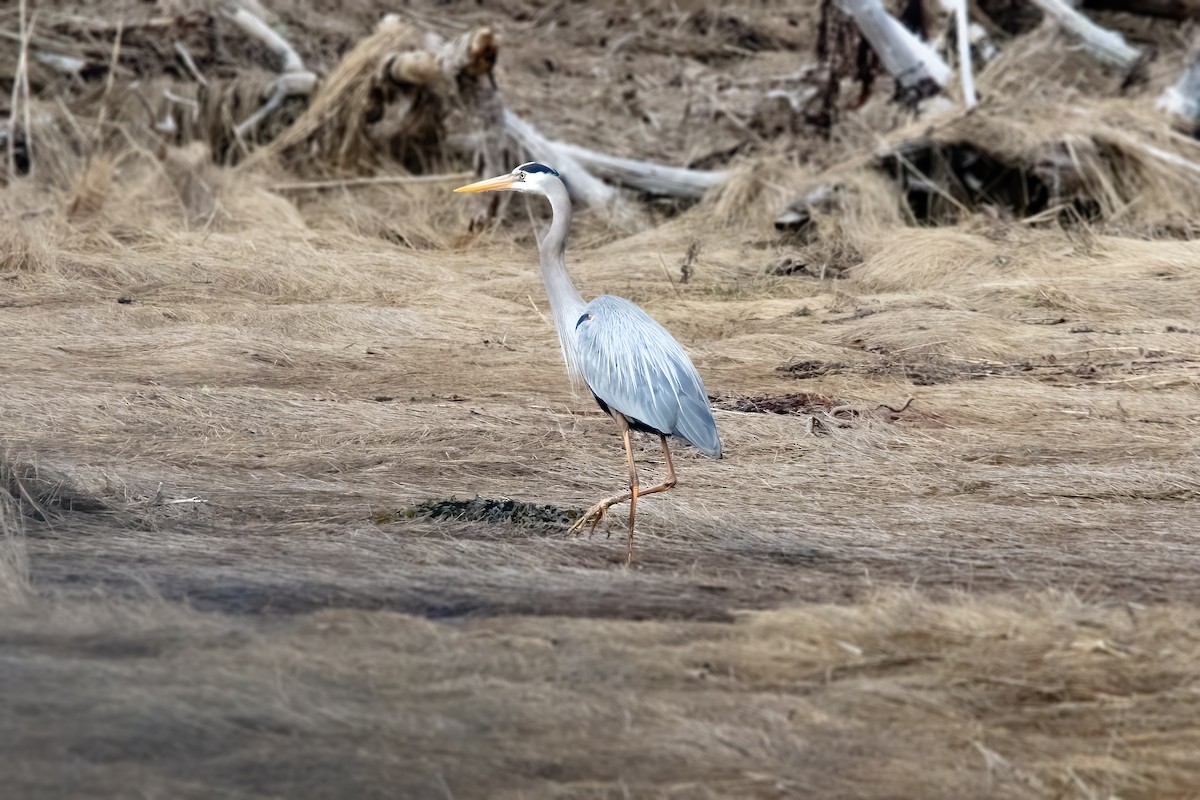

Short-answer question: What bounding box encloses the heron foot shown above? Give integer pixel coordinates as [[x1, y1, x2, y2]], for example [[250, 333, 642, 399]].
[[566, 497, 623, 538]]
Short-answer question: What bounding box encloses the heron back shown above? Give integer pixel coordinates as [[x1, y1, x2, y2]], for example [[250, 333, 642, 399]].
[[573, 295, 721, 458]]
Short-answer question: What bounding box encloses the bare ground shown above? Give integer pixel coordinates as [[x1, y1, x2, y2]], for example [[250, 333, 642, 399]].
[[3, 1, 1200, 798]]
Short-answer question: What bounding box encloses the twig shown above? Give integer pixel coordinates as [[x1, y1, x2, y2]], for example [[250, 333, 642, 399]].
[[174, 40, 208, 86], [223, 3, 317, 139], [270, 172, 474, 192], [164, 90, 201, 122], [954, 0, 977, 109], [7, 0, 32, 178], [828, 397, 915, 417], [92, 18, 124, 154], [234, 70, 317, 139], [656, 253, 683, 299], [883, 145, 972, 215], [877, 397, 915, 414], [234, 81, 287, 139]]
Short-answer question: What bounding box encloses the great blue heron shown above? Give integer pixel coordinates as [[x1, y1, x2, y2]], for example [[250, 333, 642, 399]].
[[455, 162, 721, 564]]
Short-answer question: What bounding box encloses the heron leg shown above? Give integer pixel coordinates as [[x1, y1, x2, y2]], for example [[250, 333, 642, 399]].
[[622, 418, 640, 565], [566, 430, 680, 565], [567, 413, 639, 559], [632, 434, 678, 499], [614, 435, 677, 563]]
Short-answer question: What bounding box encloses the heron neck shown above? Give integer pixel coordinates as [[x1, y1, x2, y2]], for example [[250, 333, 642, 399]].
[[538, 180, 587, 379]]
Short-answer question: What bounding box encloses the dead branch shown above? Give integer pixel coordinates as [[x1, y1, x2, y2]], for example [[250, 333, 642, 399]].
[[433, 26, 511, 221], [503, 111, 618, 208], [951, 0, 977, 108], [235, 70, 317, 139], [222, 2, 317, 139], [255, 16, 435, 170], [173, 41, 207, 86], [828, 397, 914, 422], [1028, 0, 1141, 69], [553, 142, 727, 199], [836, 0, 951, 100], [223, 4, 305, 74]]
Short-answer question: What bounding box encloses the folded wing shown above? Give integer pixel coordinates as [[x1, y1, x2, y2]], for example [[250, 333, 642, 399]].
[[574, 295, 721, 458]]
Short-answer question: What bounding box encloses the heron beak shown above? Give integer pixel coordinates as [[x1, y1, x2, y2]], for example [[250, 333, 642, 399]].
[[454, 174, 516, 193]]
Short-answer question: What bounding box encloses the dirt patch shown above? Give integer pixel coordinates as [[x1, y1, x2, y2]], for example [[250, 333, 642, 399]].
[[714, 391, 845, 415], [380, 496, 581, 529]]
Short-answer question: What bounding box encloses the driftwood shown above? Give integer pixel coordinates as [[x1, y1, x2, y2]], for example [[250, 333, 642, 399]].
[[502, 111, 618, 208], [452, 122, 726, 203], [1028, 0, 1142, 69], [549, 138, 726, 199], [836, 0, 952, 101]]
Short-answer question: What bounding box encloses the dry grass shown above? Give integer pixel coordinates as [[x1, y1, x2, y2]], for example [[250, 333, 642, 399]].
[[3, 1, 1200, 798], [5, 590, 1200, 799]]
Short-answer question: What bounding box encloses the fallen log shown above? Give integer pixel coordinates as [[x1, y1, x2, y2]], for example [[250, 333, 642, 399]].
[[502, 111, 618, 207], [836, 0, 952, 101], [552, 141, 727, 199]]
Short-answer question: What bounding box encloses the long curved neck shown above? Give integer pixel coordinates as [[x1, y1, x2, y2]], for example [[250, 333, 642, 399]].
[[537, 179, 587, 383]]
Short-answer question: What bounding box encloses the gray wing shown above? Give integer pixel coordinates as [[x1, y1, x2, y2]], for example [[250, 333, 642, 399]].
[[574, 295, 721, 458]]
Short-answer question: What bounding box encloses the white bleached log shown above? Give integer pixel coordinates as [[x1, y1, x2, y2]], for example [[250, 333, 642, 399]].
[[1028, 0, 1141, 69], [836, 0, 951, 95], [453, 125, 727, 201], [224, 5, 305, 73], [503, 110, 618, 208], [553, 143, 727, 199]]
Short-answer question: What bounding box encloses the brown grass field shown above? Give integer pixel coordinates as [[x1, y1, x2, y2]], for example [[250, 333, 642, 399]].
[[3, 1, 1200, 797]]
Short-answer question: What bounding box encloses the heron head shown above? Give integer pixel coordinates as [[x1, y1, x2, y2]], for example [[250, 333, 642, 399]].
[[454, 162, 561, 195]]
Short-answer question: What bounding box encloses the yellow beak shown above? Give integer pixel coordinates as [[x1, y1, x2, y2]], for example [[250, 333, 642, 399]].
[[453, 174, 516, 193]]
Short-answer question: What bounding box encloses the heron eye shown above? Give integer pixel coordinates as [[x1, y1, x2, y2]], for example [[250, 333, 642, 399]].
[[575, 313, 591, 328]]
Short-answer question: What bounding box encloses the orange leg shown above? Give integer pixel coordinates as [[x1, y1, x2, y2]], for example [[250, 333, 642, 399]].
[[567, 424, 679, 565], [637, 434, 678, 499]]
